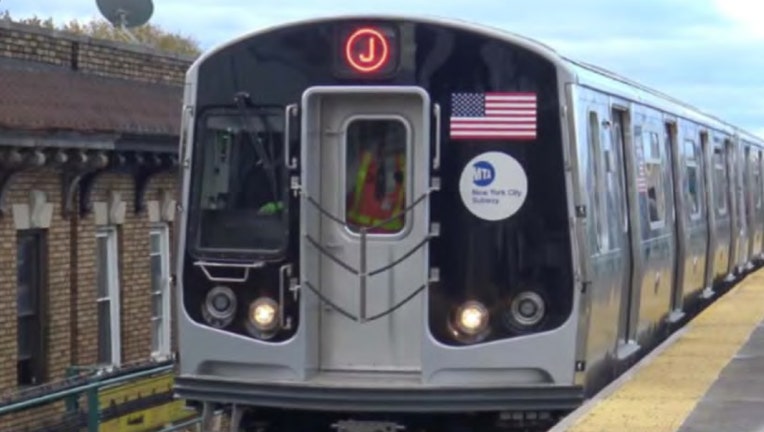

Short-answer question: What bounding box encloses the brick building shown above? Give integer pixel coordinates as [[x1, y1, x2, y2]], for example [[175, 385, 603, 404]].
[[0, 19, 194, 430]]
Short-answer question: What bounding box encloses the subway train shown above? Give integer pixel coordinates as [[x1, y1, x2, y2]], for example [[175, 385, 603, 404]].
[[171, 14, 764, 432]]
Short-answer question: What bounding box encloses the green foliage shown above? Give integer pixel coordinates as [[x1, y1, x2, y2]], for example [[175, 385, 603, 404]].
[[0, 10, 201, 57]]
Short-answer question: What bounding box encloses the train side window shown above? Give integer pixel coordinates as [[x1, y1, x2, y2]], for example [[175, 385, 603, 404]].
[[714, 147, 728, 215], [345, 118, 409, 235], [587, 111, 607, 252], [644, 130, 665, 227], [684, 139, 701, 219]]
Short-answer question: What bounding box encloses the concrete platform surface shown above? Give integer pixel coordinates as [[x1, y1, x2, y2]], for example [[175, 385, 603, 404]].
[[550, 268, 764, 432]]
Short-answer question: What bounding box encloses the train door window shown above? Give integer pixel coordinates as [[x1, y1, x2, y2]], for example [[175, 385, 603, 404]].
[[345, 117, 409, 235], [588, 111, 607, 252], [744, 146, 752, 217], [757, 151, 762, 209], [714, 146, 728, 215], [611, 109, 629, 246], [601, 118, 620, 249], [684, 139, 701, 219], [643, 129, 665, 228]]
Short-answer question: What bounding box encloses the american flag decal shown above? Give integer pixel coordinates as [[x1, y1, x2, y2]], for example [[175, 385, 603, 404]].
[[449, 92, 537, 140]]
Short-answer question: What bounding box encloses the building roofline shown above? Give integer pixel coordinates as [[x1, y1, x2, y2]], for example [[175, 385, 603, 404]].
[[0, 18, 197, 62]]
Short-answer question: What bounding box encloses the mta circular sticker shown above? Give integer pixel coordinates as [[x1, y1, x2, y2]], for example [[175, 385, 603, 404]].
[[459, 151, 528, 221]]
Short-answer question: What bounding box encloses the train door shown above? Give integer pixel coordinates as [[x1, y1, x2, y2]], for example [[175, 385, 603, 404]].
[[740, 144, 751, 270], [581, 103, 629, 366], [754, 149, 764, 259], [700, 131, 716, 297], [726, 138, 739, 280], [611, 107, 640, 358], [756, 148, 763, 259], [710, 140, 733, 284], [744, 144, 758, 267], [301, 87, 431, 373], [666, 121, 684, 321]]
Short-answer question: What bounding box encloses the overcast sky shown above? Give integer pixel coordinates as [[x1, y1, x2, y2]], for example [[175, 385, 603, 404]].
[[3, 0, 763, 138]]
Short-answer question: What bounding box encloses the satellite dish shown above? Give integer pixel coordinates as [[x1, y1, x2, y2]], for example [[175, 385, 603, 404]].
[[96, 0, 154, 28]]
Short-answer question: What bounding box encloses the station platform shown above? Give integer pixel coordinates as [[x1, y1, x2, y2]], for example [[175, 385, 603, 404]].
[[550, 267, 764, 432]]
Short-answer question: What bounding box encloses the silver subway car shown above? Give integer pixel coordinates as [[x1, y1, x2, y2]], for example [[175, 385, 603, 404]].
[[172, 14, 764, 432]]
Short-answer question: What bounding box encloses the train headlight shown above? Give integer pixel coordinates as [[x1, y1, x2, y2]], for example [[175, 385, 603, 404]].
[[504, 291, 546, 330], [453, 300, 489, 336], [246, 297, 280, 339], [252, 300, 277, 329], [202, 286, 237, 328]]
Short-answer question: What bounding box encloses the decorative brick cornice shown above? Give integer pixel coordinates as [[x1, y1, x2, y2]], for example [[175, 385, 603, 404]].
[[0, 19, 194, 86]]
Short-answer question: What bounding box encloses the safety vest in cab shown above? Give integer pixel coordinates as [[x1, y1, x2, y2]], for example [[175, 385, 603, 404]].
[[347, 150, 405, 234]]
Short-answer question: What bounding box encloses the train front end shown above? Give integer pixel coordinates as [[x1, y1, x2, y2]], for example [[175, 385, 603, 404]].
[[174, 15, 582, 430]]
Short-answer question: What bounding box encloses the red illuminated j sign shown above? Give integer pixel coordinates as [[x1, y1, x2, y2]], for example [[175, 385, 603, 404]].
[[344, 27, 390, 73]]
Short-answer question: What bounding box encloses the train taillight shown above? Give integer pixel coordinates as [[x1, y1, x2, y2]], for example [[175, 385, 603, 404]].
[[502, 291, 547, 332], [202, 285, 238, 328]]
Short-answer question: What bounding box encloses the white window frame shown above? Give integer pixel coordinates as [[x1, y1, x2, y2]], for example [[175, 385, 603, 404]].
[[96, 226, 121, 367], [150, 224, 172, 359], [341, 114, 412, 239]]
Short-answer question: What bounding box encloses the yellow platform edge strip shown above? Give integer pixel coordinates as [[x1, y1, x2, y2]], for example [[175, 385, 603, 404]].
[[562, 269, 764, 432]]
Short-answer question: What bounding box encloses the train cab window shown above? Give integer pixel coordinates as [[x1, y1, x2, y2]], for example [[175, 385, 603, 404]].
[[714, 147, 728, 214], [643, 130, 665, 227], [191, 109, 288, 255], [684, 139, 701, 218], [345, 118, 409, 235]]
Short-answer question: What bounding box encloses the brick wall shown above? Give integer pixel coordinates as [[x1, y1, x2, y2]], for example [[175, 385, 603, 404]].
[[0, 19, 189, 431], [0, 168, 180, 431], [0, 19, 193, 85]]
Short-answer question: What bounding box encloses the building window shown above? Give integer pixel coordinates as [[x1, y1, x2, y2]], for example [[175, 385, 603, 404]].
[[345, 117, 409, 235], [150, 224, 171, 358], [96, 227, 120, 366], [17, 230, 47, 386]]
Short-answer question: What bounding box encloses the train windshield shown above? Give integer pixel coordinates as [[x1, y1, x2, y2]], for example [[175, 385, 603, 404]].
[[190, 108, 288, 256]]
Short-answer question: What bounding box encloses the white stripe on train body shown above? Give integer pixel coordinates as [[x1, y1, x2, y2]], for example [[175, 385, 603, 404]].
[[171, 13, 764, 432]]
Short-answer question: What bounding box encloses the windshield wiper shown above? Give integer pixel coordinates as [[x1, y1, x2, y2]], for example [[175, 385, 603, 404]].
[[233, 91, 282, 215]]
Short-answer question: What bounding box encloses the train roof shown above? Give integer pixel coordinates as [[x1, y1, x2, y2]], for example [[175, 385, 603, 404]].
[[193, 13, 763, 145], [562, 58, 737, 138]]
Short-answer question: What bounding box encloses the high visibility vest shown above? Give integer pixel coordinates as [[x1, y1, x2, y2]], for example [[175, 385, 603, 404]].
[[257, 201, 283, 215], [347, 151, 405, 233]]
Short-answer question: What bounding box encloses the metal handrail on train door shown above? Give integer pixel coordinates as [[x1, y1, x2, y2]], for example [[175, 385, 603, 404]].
[[302, 184, 439, 323]]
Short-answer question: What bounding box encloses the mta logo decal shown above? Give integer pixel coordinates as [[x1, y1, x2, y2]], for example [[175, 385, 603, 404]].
[[472, 161, 495, 187]]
